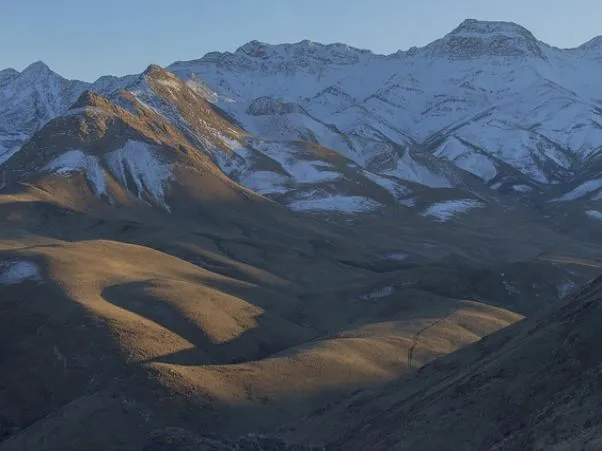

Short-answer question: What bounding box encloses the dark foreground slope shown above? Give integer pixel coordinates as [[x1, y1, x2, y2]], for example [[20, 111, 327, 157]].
[[140, 428, 325, 451], [286, 276, 602, 450]]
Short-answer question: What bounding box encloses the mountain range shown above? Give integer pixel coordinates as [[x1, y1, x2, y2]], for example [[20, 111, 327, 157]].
[[1, 19, 602, 451]]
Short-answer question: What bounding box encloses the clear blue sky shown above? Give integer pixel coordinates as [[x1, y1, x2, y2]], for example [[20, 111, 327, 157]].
[[2, 0, 601, 81]]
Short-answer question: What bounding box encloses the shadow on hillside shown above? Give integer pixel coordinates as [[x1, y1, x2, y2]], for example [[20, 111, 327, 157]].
[[0, 198, 373, 288], [101, 279, 313, 367], [0, 250, 149, 444], [0, 247, 375, 447]]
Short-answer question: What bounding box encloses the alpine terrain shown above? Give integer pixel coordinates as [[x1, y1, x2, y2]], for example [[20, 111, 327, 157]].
[[1, 19, 602, 451]]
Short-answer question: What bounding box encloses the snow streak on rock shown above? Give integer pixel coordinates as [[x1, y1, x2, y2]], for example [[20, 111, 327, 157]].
[[421, 199, 484, 222], [289, 195, 382, 213], [44, 150, 107, 195], [106, 140, 173, 209]]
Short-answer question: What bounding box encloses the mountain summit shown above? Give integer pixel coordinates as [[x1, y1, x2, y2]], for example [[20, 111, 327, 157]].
[[424, 19, 545, 59], [450, 19, 536, 37]]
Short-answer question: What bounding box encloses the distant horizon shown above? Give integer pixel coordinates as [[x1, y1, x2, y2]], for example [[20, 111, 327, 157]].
[[2, 0, 601, 81], [7, 22, 601, 84]]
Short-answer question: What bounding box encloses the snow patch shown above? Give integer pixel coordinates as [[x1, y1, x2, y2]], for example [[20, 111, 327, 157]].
[[215, 133, 244, 151], [503, 280, 521, 296], [246, 142, 342, 184], [421, 199, 484, 222], [287, 160, 341, 184], [386, 252, 409, 261], [359, 285, 395, 301], [586, 210, 602, 221], [552, 179, 602, 202], [43, 150, 107, 195], [239, 170, 289, 194], [361, 170, 411, 200], [398, 197, 417, 207], [435, 138, 497, 182], [0, 260, 41, 285], [453, 153, 497, 182], [384, 150, 452, 188], [513, 184, 533, 192], [105, 140, 173, 209], [155, 77, 181, 90], [557, 280, 577, 299], [289, 195, 381, 213]]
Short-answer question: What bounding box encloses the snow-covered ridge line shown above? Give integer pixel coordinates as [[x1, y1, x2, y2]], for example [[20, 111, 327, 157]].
[[3, 19, 602, 85], [176, 20, 602, 69]]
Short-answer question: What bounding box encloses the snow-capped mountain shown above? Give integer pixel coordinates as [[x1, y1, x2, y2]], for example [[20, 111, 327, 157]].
[[0, 62, 88, 165], [2, 19, 602, 219], [166, 19, 602, 191], [422, 19, 547, 59]]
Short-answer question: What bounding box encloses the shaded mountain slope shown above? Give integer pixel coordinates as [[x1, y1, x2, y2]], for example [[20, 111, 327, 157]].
[[0, 62, 87, 164], [286, 276, 602, 450]]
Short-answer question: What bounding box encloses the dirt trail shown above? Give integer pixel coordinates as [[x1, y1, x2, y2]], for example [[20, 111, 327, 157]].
[[407, 303, 460, 368]]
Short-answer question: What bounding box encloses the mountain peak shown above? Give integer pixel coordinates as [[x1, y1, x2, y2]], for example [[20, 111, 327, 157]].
[[229, 39, 372, 68], [450, 19, 534, 37], [140, 64, 183, 85], [70, 90, 113, 110], [0, 67, 19, 77], [235, 40, 270, 57], [235, 39, 370, 56], [142, 64, 167, 76], [425, 19, 544, 59], [579, 35, 602, 51], [21, 60, 53, 76], [0, 67, 20, 85]]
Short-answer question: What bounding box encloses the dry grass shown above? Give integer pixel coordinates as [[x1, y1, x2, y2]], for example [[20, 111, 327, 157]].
[[0, 202, 528, 451], [286, 277, 602, 450]]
